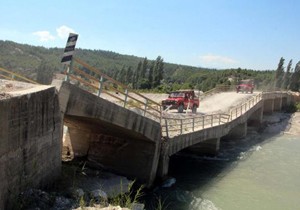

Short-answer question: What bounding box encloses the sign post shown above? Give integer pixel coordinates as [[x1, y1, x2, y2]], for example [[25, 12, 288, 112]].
[[61, 33, 79, 81]]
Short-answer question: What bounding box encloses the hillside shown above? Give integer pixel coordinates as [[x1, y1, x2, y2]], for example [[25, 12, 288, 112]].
[[0, 40, 275, 91]]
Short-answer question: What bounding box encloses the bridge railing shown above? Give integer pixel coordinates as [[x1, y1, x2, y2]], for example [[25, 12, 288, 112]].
[[64, 58, 162, 122], [262, 91, 286, 99], [0, 67, 38, 84], [162, 92, 264, 137], [229, 93, 263, 120], [161, 113, 230, 137], [199, 85, 235, 99]]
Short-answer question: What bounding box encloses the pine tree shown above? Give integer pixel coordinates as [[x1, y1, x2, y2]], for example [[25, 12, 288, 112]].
[[282, 59, 292, 90], [118, 66, 126, 83], [36, 60, 55, 84], [274, 57, 285, 89], [125, 66, 133, 85], [152, 56, 164, 88], [140, 57, 148, 79], [148, 61, 154, 89], [289, 61, 300, 91], [133, 61, 142, 89]]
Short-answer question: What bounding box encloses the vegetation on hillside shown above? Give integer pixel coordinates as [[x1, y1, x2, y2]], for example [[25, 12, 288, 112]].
[[1, 40, 299, 92]]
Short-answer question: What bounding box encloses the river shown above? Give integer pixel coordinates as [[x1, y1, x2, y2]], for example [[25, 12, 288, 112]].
[[144, 112, 300, 210]]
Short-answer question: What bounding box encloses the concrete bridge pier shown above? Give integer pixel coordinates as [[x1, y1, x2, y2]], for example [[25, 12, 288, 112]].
[[274, 97, 282, 111], [156, 153, 170, 179], [263, 99, 274, 114], [225, 122, 247, 139], [248, 106, 263, 126], [62, 124, 91, 157], [281, 97, 288, 109]]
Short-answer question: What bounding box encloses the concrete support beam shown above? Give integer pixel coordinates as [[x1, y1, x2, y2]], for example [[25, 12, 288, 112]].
[[67, 127, 91, 157], [281, 97, 288, 109], [226, 122, 247, 139], [248, 106, 263, 126], [87, 133, 160, 186], [263, 99, 274, 114], [274, 97, 282, 111], [156, 154, 170, 179], [185, 138, 221, 156]]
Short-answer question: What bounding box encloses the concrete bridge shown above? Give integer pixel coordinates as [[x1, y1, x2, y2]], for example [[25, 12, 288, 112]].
[[57, 58, 294, 186], [0, 60, 294, 208]]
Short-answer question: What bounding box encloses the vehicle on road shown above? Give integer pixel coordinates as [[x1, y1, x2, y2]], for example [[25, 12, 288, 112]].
[[162, 90, 200, 113], [236, 79, 254, 94]]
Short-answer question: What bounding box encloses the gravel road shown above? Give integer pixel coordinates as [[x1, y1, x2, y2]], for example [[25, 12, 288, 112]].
[[144, 91, 260, 116]]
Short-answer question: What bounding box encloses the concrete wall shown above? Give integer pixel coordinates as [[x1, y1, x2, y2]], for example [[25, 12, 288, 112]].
[[0, 86, 62, 209], [59, 82, 161, 186]]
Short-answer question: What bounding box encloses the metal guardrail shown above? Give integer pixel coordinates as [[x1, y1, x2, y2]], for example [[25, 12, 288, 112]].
[[161, 113, 230, 137], [0, 67, 38, 84], [229, 93, 263, 120], [162, 91, 287, 138], [199, 85, 235, 99], [64, 57, 162, 122]]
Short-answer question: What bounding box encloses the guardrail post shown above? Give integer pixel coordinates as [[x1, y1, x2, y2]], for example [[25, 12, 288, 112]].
[[164, 119, 169, 138], [64, 60, 73, 82], [64, 66, 70, 82], [124, 89, 129, 108], [192, 118, 195, 131], [202, 116, 205, 129], [180, 119, 183, 134], [97, 76, 104, 96], [144, 99, 148, 116], [211, 115, 213, 126]]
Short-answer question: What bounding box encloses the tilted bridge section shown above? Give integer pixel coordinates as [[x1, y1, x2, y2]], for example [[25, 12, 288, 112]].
[[58, 58, 293, 186]]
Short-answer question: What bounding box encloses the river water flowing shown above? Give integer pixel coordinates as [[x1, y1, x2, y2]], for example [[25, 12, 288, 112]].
[[144, 113, 300, 210]]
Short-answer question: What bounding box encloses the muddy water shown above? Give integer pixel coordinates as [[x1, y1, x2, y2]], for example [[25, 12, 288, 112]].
[[145, 113, 300, 210]]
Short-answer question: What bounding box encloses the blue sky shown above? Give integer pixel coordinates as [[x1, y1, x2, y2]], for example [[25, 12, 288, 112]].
[[1, 0, 299, 70]]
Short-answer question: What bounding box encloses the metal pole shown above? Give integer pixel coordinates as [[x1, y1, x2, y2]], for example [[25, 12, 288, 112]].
[[97, 76, 104, 97], [124, 89, 128, 108]]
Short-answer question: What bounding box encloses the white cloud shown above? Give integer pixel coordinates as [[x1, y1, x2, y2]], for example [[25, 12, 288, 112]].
[[56, 25, 76, 39], [200, 54, 237, 65], [32, 31, 55, 42]]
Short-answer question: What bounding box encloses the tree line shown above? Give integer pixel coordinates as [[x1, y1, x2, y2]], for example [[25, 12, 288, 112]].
[[274, 57, 300, 91], [113, 56, 164, 90], [1, 40, 299, 93]]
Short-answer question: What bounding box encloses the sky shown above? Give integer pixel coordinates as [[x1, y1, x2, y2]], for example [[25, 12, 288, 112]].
[[1, 0, 299, 70]]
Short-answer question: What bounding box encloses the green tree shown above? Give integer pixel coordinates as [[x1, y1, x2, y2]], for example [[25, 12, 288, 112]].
[[148, 61, 154, 89], [140, 57, 148, 79], [274, 57, 285, 89], [125, 66, 133, 85], [36, 60, 56, 84], [289, 61, 300, 91], [282, 59, 292, 90], [117, 66, 126, 83], [153, 56, 164, 88], [133, 61, 142, 89]]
